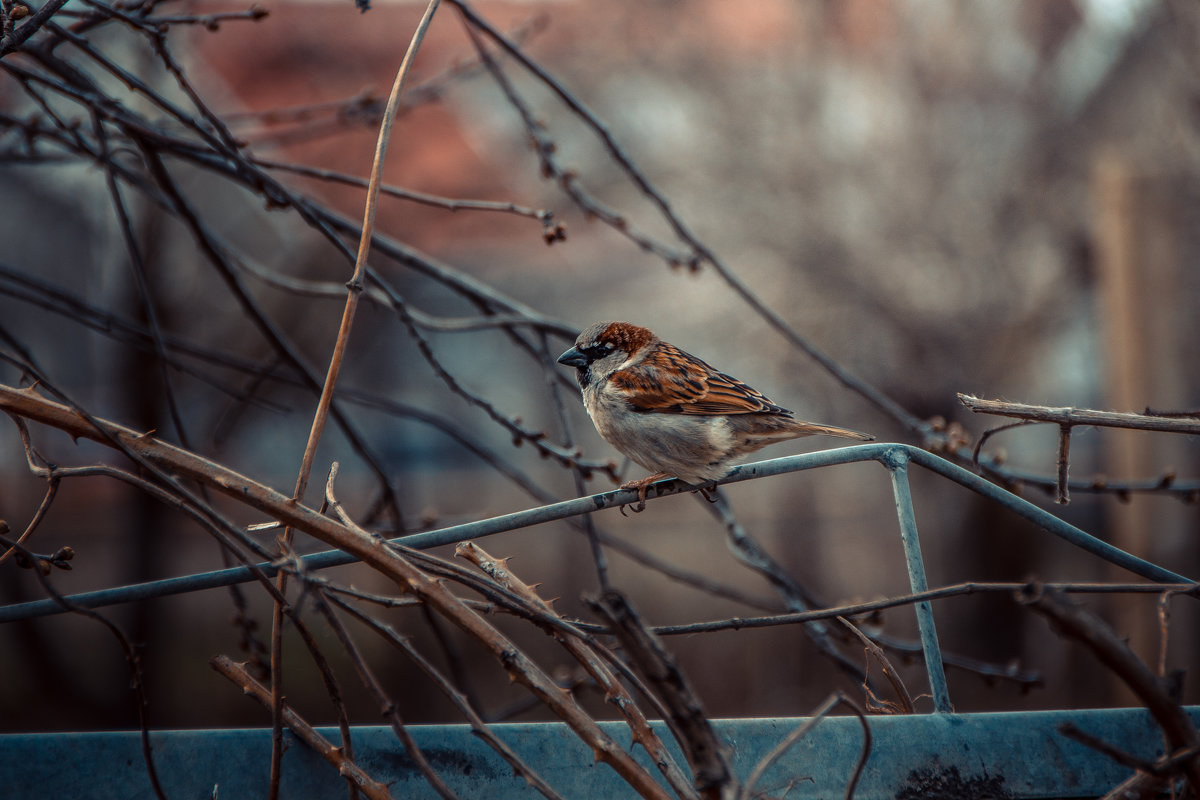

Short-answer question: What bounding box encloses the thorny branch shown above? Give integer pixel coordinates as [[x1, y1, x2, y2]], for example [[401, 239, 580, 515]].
[[211, 655, 394, 800], [588, 589, 736, 800], [455, 540, 697, 800], [328, 593, 569, 800], [0, 383, 676, 797]]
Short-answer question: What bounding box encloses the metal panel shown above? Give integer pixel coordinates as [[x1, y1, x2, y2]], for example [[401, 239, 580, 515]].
[[2, 708, 1194, 799]]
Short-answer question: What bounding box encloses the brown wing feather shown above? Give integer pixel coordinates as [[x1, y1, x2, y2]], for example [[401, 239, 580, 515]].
[[610, 342, 791, 416]]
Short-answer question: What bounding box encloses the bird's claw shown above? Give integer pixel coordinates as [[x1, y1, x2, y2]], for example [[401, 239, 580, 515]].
[[619, 498, 647, 516], [617, 475, 662, 515]]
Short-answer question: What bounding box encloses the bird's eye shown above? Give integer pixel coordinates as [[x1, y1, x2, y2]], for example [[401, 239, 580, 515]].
[[582, 342, 614, 359]]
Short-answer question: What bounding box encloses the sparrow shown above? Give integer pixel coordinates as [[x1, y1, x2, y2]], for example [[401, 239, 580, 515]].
[[557, 321, 873, 508]]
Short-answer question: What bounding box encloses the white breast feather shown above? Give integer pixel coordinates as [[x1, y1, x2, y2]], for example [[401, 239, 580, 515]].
[[583, 382, 735, 484]]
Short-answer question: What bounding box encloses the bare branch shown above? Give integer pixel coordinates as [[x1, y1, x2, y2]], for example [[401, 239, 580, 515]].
[[0, 0, 71, 56], [269, 4, 443, 793], [700, 489, 868, 687], [960, 394, 1200, 435], [329, 594, 567, 800], [588, 589, 736, 800], [739, 692, 871, 800], [0, 533, 169, 800], [0, 415, 58, 566], [1056, 423, 1071, 505], [839, 618, 915, 714], [210, 655, 394, 800], [1018, 583, 1200, 792], [456, 541, 698, 800]]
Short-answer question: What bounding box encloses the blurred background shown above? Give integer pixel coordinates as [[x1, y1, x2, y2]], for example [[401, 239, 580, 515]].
[[1, 0, 1198, 733]]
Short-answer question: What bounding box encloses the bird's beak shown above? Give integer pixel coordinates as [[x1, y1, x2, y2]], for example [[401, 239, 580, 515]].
[[556, 347, 588, 368]]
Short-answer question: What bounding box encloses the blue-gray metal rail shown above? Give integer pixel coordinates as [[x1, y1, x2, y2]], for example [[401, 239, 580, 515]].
[[2, 443, 1193, 714], [4, 708, 1198, 800]]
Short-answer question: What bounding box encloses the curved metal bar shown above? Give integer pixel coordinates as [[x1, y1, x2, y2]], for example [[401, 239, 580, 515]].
[[900, 446, 1191, 584], [0, 444, 1190, 624]]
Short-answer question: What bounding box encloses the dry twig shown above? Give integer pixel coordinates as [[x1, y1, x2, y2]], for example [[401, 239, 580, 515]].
[[960, 394, 1200, 503], [1019, 583, 1200, 794], [738, 692, 871, 800], [0, 533, 168, 800], [589, 589, 736, 800], [456, 541, 698, 800], [269, 5, 442, 795], [210, 655, 394, 800]]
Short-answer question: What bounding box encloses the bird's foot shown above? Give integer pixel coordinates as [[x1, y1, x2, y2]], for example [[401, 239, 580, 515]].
[[618, 472, 672, 514], [696, 483, 720, 503]]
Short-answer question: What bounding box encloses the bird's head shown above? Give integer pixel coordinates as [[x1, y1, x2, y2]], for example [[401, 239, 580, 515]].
[[556, 321, 654, 388]]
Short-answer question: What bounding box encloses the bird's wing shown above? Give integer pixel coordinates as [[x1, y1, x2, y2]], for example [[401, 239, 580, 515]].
[[609, 342, 790, 416]]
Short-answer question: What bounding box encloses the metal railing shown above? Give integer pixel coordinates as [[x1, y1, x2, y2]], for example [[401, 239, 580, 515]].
[[3, 443, 1191, 717]]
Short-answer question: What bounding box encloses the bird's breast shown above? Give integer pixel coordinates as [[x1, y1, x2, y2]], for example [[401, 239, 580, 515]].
[[582, 384, 736, 483]]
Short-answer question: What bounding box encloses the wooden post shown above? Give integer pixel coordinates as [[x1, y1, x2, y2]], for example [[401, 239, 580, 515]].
[[1092, 149, 1197, 703]]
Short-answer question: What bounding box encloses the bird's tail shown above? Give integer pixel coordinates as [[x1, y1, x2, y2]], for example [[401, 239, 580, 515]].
[[793, 422, 874, 441]]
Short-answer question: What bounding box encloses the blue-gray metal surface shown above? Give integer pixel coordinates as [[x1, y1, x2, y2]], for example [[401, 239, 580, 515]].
[[0, 444, 1190, 626], [2, 708, 1195, 799]]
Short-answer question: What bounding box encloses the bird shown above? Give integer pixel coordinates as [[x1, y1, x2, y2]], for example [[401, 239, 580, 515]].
[[556, 321, 873, 509]]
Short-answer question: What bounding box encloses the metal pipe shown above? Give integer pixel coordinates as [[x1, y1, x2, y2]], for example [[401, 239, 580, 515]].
[[884, 447, 952, 712], [0, 444, 1190, 625]]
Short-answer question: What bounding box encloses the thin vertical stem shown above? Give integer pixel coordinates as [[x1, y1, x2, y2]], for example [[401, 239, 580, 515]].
[[268, 3, 443, 798], [1056, 423, 1072, 505]]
